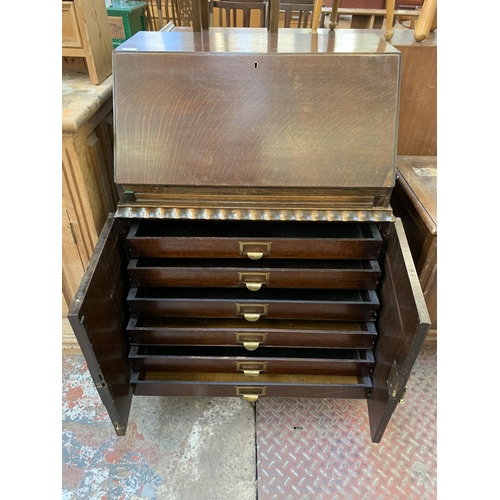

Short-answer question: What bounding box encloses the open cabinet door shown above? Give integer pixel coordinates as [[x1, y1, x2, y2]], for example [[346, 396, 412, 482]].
[[68, 216, 132, 435], [368, 218, 431, 443]]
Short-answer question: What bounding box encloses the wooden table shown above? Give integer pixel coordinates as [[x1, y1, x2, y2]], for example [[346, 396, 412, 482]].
[[62, 70, 118, 353]]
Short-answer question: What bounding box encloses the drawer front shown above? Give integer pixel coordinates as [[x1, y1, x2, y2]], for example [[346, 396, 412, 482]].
[[128, 258, 381, 289], [127, 317, 378, 349], [62, 1, 83, 48], [127, 288, 379, 321], [131, 371, 372, 399], [126, 220, 383, 260], [129, 346, 375, 376]]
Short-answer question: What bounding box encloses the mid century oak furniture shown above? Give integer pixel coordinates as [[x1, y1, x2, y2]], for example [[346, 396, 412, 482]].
[[68, 29, 430, 443], [62, 0, 113, 85]]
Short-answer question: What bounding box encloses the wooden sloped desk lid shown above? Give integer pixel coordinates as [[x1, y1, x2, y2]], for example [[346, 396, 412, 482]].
[[113, 30, 401, 192]]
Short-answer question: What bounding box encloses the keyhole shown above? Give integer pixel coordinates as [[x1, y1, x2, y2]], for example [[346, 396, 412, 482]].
[[254, 62, 258, 69]]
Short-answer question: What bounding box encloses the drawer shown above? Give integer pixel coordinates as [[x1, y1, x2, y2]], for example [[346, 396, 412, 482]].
[[129, 346, 375, 376], [127, 287, 380, 321], [69, 216, 430, 442], [126, 220, 383, 260], [127, 317, 378, 349], [131, 371, 372, 400], [127, 258, 381, 289], [62, 1, 83, 49]]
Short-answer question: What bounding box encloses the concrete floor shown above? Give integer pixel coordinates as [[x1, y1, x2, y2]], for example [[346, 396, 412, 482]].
[[62, 344, 436, 499]]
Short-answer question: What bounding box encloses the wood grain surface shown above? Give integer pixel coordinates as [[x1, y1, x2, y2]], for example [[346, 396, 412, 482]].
[[114, 31, 400, 188]]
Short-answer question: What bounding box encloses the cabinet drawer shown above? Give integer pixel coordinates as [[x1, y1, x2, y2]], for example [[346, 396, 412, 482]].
[[127, 288, 379, 321], [131, 371, 372, 399], [128, 258, 381, 289], [126, 220, 383, 260], [129, 345, 375, 376], [127, 317, 378, 349]]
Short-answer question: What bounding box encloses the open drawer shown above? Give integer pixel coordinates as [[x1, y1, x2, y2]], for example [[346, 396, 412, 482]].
[[127, 287, 379, 321], [126, 317, 378, 349], [127, 258, 381, 290], [68, 216, 430, 442], [128, 346, 375, 376], [126, 220, 383, 260], [131, 372, 373, 400]]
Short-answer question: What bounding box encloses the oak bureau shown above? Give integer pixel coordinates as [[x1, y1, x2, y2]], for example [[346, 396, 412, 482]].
[[68, 29, 430, 443]]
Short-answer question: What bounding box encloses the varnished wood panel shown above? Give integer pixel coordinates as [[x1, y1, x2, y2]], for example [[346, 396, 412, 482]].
[[367, 218, 430, 442], [68, 216, 132, 435], [113, 31, 400, 188]]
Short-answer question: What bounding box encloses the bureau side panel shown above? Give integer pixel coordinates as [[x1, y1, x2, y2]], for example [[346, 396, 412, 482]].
[[114, 52, 399, 188], [68, 216, 132, 435], [367, 218, 430, 442]]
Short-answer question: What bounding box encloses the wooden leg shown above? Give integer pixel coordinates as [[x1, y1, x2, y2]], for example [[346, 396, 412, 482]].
[[329, 0, 341, 30], [414, 0, 437, 41], [431, 7, 437, 31], [311, 0, 323, 32], [384, 0, 395, 40]]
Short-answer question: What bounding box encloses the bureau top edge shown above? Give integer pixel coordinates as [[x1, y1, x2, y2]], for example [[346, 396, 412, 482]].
[[114, 30, 402, 56]]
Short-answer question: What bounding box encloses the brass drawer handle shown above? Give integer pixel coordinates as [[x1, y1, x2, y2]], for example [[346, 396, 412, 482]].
[[236, 333, 267, 351], [238, 272, 270, 291], [236, 362, 267, 377], [239, 242, 272, 260], [236, 304, 268, 322], [236, 386, 266, 402], [244, 313, 260, 322]]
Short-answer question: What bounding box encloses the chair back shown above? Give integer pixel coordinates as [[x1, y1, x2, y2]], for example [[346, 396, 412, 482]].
[[279, 0, 315, 28], [211, 0, 268, 27]]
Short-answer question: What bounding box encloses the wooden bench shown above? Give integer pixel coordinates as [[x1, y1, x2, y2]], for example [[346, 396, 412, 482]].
[[321, 7, 421, 29]]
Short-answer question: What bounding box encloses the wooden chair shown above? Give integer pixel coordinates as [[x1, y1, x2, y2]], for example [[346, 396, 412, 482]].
[[280, 0, 316, 28], [211, 0, 268, 27]]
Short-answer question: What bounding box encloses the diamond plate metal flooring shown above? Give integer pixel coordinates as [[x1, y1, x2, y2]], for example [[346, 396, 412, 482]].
[[255, 344, 437, 499]]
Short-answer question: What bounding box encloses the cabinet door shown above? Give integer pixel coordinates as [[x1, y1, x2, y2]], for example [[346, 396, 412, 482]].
[[367, 218, 431, 442], [68, 216, 132, 436]]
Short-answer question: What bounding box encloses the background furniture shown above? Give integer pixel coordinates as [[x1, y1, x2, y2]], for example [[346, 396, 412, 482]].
[[279, 0, 315, 27], [390, 156, 437, 343], [107, 1, 148, 48], [62, 70, 119, 353], [62, 0, 113, 85], [348, 29, 437, 156], [211, 0, 268, 27]]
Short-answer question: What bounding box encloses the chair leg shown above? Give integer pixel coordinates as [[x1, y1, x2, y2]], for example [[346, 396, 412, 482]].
[[414, 0, 437, 41], [384, 0, 395, 40], [311, 0, 322, 32], [329, 0, 340, 30]]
